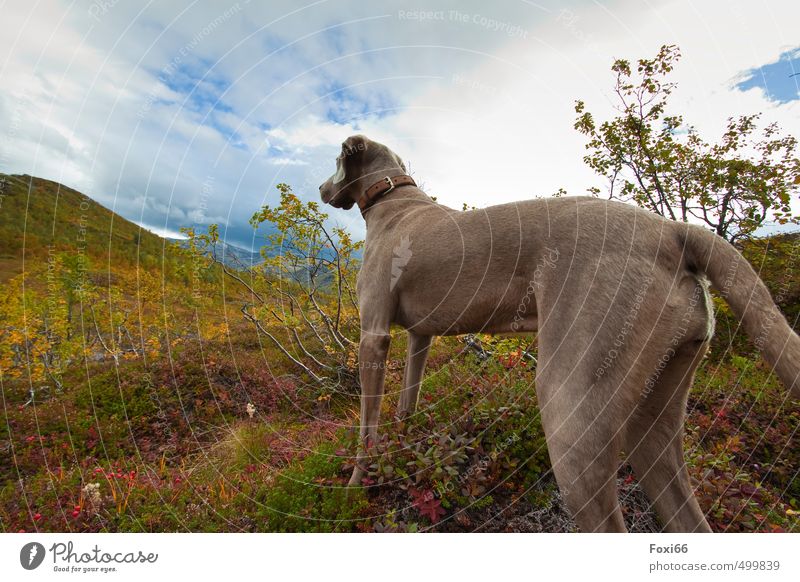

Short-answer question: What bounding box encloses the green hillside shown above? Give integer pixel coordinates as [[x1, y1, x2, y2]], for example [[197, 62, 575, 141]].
[[0, 173, 183, 283]]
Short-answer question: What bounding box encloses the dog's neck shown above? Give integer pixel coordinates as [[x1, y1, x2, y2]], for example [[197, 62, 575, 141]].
[[360, 184, 445, 230]]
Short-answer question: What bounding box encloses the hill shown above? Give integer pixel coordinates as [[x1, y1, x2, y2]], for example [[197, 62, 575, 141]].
[[0, 174, 238, 389], [0, 173, 190, 283]]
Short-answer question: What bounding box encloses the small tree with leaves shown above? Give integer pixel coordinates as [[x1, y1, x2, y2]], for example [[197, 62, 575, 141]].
[[574, 44, 800, 243], [0, 256, 90, 394], [185, 183, 363, 391]]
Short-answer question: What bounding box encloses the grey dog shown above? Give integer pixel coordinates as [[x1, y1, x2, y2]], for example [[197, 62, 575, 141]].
[[319, 134, 800, 532]]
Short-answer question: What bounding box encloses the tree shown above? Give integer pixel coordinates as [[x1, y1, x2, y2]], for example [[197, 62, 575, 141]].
[[574, 44, 800, 243], [185, 184, 363, 390], [0, 261, 86, 392]]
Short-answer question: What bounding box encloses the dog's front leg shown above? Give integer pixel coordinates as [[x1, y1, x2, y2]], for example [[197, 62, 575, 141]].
[[348, 329, 391, 486], [396, 331, 431, 420]]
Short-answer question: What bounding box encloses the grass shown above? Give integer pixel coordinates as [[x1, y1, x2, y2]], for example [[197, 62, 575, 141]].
[[2, 326, 795, 533]]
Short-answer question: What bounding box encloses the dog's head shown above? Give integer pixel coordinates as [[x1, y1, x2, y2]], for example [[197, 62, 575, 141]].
[[319, 134, 407, 210]]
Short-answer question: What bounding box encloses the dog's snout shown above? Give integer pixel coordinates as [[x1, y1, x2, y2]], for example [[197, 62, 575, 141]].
[[319, 179, 334, 204]]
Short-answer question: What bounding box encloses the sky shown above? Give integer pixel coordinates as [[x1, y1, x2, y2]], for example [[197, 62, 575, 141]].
[[0, 0, 798, 249]]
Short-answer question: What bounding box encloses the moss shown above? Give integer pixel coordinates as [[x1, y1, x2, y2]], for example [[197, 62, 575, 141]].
[[254, 442, 369, 532]]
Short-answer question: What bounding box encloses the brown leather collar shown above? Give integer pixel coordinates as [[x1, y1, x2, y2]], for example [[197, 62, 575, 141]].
[[358, 174, 417, 212]]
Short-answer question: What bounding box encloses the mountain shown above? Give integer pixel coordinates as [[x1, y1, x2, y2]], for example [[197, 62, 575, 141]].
[[167, 237, 263, 269]]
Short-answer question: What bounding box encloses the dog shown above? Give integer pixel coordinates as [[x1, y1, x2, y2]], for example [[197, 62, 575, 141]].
[[319, 134, 800, 532]]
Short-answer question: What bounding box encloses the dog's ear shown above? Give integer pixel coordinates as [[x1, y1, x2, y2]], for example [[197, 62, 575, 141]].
[[333, 135, 368, 184], [341, 134, 368, 157]]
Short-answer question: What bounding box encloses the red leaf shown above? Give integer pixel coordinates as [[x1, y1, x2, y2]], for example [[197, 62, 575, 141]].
[[409, 488, 446, 524]]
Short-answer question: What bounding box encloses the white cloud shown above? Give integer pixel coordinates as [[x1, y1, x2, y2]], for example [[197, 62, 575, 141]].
[[265, 116, 357, 151], [268, 157, 309, 166], [138, 223, 189, 240]]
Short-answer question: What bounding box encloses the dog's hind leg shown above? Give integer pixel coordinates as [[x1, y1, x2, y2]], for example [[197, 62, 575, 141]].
[[536, 362, 629, 532], [624, 340, 712, 532], [396, 332, 432, 420]]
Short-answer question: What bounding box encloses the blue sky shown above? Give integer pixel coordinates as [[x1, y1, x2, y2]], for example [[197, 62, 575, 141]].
[[1, 0, 798, 249], [736, 47, 799, 105]]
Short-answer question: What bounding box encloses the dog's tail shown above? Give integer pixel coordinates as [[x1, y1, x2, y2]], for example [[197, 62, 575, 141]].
[[682, 224, 800, 399]]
